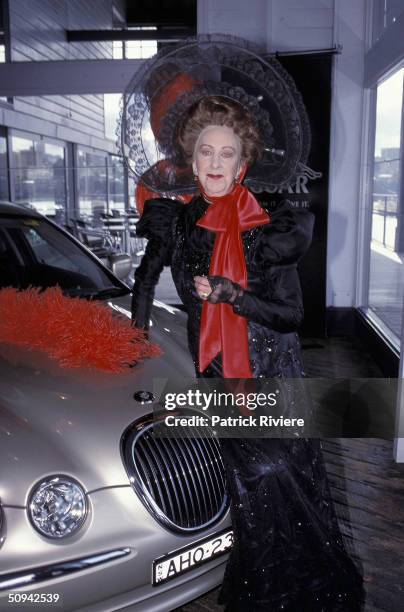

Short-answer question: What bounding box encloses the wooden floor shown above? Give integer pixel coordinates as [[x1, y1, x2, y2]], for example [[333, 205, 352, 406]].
[[175, 337, 404, 612]]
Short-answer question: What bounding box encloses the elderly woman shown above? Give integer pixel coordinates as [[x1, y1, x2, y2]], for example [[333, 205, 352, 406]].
[[132, 96, 364, 611]]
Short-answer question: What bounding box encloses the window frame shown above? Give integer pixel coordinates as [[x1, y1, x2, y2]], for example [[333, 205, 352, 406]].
[[9, 129, 69, 223], [358, 64, 404, 352], [0, 124, 10, 201]]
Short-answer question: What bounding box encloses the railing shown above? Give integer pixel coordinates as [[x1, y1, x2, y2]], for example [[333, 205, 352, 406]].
[[372, 193, 399, 250], [66, 212, 146, 275]]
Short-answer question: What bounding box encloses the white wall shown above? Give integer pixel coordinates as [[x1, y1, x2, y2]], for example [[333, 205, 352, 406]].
[[198, 0, 366, 308], [326, 0, 366, 307]]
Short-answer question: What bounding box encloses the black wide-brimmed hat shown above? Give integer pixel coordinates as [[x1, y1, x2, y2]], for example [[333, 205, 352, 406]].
[[120, 34, 311, 196]]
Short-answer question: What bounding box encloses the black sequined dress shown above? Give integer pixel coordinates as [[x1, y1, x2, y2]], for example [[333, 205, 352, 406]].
[[133, 196, 365, 611]]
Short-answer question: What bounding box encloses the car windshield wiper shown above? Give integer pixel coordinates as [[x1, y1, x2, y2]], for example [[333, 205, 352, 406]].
[[80, 287, 130, 299]]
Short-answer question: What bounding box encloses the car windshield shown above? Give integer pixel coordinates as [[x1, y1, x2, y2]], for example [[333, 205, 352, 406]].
[[0, 215, 129, 298]]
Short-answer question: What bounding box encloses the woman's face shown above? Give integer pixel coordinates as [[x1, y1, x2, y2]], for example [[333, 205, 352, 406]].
[[193, 125, 242, 197]]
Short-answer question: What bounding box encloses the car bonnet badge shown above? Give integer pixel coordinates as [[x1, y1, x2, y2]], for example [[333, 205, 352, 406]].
[[133, 390, 155, 404]]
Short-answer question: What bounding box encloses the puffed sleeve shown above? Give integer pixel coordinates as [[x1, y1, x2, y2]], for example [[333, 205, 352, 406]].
[[131, 198, 183, 330], [232, 203, 315, 332], [253, 203, 315, 267]]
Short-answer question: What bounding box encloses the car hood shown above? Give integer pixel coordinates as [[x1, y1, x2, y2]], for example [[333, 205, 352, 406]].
[[0, 295, 195, 505]]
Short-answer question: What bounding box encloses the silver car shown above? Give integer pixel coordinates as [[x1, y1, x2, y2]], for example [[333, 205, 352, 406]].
[[0, 203, 232, 611]]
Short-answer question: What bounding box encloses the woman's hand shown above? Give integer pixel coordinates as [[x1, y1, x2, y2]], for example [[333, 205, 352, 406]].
[[194, 275, 244, 303], [194, 276, 212, 300], [206, 276, 243, 304]]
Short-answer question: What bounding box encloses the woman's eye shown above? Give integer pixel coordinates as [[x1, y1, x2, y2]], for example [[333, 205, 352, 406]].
[[221, 151, 234, 158], [200, 148, 211, 156]]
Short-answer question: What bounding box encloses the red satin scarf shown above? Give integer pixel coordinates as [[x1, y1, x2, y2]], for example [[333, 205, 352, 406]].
[[196, 179, 270, 378]]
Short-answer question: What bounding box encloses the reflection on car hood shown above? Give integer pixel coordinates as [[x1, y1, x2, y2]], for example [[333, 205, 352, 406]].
[[0, 296, 194, 505]]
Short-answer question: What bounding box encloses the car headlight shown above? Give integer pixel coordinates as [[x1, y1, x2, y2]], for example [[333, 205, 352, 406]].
[[28, 476, 88, 539]]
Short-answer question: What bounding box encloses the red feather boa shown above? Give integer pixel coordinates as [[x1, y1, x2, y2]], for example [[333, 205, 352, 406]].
[[0, 286, 162, 373]]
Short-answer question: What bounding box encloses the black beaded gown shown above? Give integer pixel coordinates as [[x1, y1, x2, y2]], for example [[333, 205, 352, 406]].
[[132, 196, 365, 612]]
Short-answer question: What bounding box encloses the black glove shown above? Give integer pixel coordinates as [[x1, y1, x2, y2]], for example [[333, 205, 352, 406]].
[[206, 276, 243, 304], [131, 289, 151, 333]]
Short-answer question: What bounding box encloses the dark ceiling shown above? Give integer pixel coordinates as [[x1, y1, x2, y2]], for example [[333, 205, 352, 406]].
[[126, 0, 196, 28]]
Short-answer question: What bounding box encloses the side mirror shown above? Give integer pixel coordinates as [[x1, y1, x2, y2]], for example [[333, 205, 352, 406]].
[[110, 253, 132, 280]]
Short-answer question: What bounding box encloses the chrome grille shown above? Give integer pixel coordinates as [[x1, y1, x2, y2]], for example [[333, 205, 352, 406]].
[[122, 415, 229, 533]]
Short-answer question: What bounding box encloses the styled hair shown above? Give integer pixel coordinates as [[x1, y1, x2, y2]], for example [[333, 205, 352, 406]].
[[176, 96, 263, 165]]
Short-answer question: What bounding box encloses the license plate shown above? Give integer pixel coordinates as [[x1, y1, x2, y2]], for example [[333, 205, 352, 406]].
[[152, 528, 233, 586]]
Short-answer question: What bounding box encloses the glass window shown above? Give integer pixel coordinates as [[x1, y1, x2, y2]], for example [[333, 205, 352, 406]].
[[104, 93, 121, 141], [113, 40, 123, 59], [0, 133, 8, 200], [125, 27, 157, 59], [128, 172, 136, 212], [77, 147, 108, 224], [111, 27, 158, 60], [108, 155, 125, 215], [125, 39, 157, 59], [11, 135, 67, 223], [367, 67, 404, 341], [0, 215, 126, 297], [106, 28, 157, 141]]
